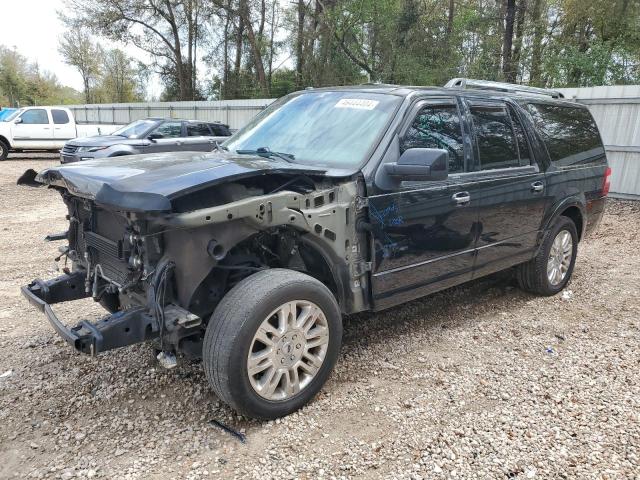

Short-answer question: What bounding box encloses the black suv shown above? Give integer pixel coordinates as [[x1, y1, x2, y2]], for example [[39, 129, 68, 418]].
[[22, 79, 610, 419]]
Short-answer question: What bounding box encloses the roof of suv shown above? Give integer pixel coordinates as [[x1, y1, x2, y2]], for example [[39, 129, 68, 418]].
[[303, 84, 580, 107], [144, 117, 227, 124]]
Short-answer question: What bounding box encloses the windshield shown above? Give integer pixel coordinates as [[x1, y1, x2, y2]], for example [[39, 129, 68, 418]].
[[3, 108, 23, 122], [112, 119, 158, 138], [224, 91, 402, 168]]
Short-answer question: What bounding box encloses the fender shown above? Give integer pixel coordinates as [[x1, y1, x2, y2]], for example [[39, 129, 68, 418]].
[[540, 194, 587, 240]]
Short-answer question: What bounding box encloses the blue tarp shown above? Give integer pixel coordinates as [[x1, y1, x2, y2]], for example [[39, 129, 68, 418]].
[[0, 108, 17, 120]]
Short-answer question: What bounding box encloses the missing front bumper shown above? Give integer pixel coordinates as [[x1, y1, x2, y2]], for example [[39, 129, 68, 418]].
[[22, 273, 158, 355]]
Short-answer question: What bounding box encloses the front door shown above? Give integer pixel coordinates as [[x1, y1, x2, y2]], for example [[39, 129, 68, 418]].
[[144, 121, 186, 153], [369, 98, 479, 310], [12, 108, 53, 149], [462, 99, 548, 277]]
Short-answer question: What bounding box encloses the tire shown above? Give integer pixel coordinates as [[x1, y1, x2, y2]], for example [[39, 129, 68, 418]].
[[203, 269, 342, 419], [517, 216, 578, 296], [0, 141, 8, 161]]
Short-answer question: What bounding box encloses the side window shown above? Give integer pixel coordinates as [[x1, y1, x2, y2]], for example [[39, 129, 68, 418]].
[[401, 104, 465, 174], [187, 123, 212, 136], [52, 109, 70, 125], [508, 105, 532, 166], [525, 103, 604, 167], [151, 121, 183, 138], [211, 124, 231, 136], [469, 104, 519, 170], [20, 109, 49, 125]]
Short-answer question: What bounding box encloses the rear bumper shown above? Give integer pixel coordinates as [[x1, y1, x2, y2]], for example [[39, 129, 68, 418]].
[[22, 273, 157, 355]]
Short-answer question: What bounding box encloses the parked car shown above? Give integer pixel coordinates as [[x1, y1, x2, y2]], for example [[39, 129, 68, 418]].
[[0, 106, 122, 160], [60, 118, 233, 164], [22, 79, 610, 419]]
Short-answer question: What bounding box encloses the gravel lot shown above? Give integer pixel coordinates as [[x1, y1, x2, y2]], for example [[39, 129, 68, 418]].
[[1, 158, 639, 480]]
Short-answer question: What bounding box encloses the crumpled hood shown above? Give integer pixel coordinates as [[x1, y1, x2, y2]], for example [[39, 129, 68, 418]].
[[37, 151, 329, 212]]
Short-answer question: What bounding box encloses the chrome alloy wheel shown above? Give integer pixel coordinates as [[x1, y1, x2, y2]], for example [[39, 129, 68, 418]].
[[247, 300, 329, 401], [547, 230, 573, 286]]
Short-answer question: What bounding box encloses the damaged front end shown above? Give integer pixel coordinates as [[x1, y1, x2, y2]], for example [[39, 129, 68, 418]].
[[22, 168, 371, 363]]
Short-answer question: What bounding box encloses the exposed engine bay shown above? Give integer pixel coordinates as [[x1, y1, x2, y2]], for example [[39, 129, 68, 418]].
[[28, 172, 371, 361]]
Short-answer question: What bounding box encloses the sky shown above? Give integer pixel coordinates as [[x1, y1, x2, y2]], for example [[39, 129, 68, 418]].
[[0, 0, 162, 98]]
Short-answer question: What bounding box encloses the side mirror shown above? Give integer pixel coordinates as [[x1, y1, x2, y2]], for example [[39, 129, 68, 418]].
[[14, 117, 23, 124], [384, 148, 449, 181], [148, 133, 163, 141]]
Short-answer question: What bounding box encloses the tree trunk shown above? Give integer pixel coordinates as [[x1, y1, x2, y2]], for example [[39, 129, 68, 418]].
[[234, 12, 244, 98], [222, 6, 230, 99], [509, 0, 526, 83], [295, 0, 305, 89], [446, 0, 455, 36], [530, 0, 544, 86], [502, 0, 516, 81], [239, 1, 268, 95]]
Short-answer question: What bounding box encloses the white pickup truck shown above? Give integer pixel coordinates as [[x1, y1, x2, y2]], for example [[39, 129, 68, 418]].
[[0, 106, 122, 160]]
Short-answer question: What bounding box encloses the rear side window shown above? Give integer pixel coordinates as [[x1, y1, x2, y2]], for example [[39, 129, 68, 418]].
[[20, 109, 49, 124], [402, 104, 465, 174], [469, 104, 520, 170], [52, 109, 70, 124], [525, 103, 604, 166], [187, 123, 212, 136]]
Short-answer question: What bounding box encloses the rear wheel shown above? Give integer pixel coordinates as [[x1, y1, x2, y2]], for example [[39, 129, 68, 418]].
[[517, 216, 578, 296], [0, 141, 8, 161], [202, 269, 342, 419]]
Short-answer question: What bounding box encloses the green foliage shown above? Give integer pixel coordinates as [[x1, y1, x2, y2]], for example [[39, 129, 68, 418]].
[[0, 46, 82, 107]]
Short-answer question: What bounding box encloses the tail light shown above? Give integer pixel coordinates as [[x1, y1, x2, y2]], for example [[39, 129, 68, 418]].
[[602, 167, 612, 196]]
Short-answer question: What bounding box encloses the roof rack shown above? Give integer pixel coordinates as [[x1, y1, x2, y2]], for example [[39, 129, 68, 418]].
[[444, 78, 564, 99]]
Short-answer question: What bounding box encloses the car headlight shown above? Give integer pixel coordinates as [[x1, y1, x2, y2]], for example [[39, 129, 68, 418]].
[[76, 146, 108, 153]]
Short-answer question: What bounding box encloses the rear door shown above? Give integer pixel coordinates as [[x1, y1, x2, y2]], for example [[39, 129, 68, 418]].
[[369, 98, 480, 309], [52, 109, 76, 147], [183, 122, 217, 151], [12, 108, 53, 149], [462, 98, 548, 277]]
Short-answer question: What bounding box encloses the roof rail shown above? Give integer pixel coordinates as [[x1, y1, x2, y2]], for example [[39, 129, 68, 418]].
[[444, 78, 564, 99]]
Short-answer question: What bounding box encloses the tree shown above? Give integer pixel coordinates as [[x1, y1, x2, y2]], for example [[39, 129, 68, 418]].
[[62, 0, 208, 100], [58, 29, 102, 103], [99, 49, 145, 102]]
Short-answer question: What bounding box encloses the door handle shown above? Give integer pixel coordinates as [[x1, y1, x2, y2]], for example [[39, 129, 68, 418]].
[[452, 191, 471, 205], [531, 181, 545, 193]]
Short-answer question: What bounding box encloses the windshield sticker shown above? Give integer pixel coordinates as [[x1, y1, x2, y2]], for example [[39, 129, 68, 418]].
[[335, 98, 379, 110]]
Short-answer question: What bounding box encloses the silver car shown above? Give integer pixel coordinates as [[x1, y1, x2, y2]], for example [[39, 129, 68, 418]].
[[60, 118, 232, 163]]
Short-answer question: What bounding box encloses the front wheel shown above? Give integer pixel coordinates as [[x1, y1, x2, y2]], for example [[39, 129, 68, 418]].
[[0, 141, 8, 161], [517, 216, 578, 296], [202, 269, 342, 419]]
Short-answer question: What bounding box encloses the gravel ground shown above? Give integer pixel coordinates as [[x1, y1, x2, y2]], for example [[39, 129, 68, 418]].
[[0, 158, 639, 480]]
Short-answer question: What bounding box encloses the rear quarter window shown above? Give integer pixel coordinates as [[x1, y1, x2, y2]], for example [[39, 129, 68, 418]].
[[525, 103, 605, 167]]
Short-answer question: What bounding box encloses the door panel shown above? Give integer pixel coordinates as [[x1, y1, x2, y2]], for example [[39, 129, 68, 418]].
[[145, 121, 185, 153], [370, 181, 480, 309], [52, 109, 76, 144], [464, 99, 548, 278], [184, 123, 217, 152], [12, 109, 54, 149], [369, 99, 479, 310]]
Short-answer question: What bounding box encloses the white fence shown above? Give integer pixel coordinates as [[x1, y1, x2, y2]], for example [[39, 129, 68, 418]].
[[63, 87, 639, 198], [559, 85, 640, 199], [66, 99, 276, 130]]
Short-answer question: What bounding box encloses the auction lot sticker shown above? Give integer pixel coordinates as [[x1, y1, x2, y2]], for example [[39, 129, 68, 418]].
[[335, 98, 379, 110]]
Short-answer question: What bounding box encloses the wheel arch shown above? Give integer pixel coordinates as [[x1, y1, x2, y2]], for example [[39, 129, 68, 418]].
[[544, 197, 586, 242]]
